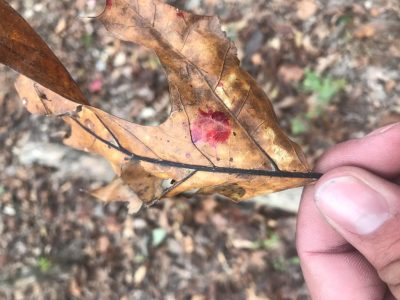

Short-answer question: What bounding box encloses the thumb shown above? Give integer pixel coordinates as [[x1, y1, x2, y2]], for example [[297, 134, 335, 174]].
[[315, 166, 400, 297]]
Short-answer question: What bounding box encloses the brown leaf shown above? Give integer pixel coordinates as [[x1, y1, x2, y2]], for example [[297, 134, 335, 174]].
[[134, 265, 147, 285], [10, 0, 320, 205], [354, 24, 376, 39], [296, 0, 318, 21], [246, 284, 270, 300], [68, 279, 82, 298], [0, 1, 88, 105], [91, 178, 143, 213], [278, 65, 304, 83], [96, 235, 110, 253]]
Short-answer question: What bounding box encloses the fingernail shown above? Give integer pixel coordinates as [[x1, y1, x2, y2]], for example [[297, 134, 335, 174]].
[[315, 176, 391, 235], [366, 122, 400, 137]]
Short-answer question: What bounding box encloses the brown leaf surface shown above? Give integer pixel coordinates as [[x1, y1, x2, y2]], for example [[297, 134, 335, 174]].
[[296, 0, 318, 21], [0, 0, 88, 105], [11, 0, 319, 204], [91, 177, 143, 214]]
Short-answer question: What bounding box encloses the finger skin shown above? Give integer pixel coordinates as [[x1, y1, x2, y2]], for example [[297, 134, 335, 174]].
[[298, 185, 387, 300], [316, 123, 400, 178], [297, 124, 400, 299], [314, 167, 400, 298]]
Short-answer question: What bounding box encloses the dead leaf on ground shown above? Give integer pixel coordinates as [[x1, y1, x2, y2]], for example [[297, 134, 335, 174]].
[[354, 24, 376, 38], [68, 279, 82, 298], [246, 284, 270, 300], [2, 0, 320, 207], [134, 265, 147, 285], [278, 65, 304, 83], [97, 235, 111, 254], [296, 0, 318, 21]]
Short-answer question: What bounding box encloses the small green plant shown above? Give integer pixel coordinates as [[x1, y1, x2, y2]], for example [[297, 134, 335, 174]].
[[302, 70, 346, 103], [271, 256, 301, 272], [0, 185, 5, 196], [302, 70, 346, 118], [251, 232, 281, 250], [37, 257, 52, 273], [291, 116, 309, 136], [336, 15, 353, 27], [291, 70, 346, 135], [272, 257, 286, 272], [335, 15, 354, 42], [288, 256, 301, 266], [81, 33, 94, 48], [262, 233, 281, 250]]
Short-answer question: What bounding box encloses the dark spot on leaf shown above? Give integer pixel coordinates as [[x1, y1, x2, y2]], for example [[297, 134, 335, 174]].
[[37, 90, 48, 101], [213, 184, 246, 200]]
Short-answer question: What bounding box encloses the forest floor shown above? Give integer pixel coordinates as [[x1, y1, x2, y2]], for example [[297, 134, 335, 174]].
[[0, 0, 399, 299]]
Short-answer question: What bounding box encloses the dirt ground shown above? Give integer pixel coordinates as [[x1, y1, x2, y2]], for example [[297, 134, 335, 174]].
[[0, 0, 399, 299]]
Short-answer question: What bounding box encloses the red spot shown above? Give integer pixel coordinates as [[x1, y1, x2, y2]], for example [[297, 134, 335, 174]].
[[177, 11, 185, 19], [106, 0, 112, 9], [191, 109, 231, 147], [217, 82, 224, 88], [89, 78, 103, 93]]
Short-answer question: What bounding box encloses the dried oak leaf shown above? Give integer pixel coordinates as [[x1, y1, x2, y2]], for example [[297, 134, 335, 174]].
[[13, 0, 319, 205], [0, 0, 88, 105]]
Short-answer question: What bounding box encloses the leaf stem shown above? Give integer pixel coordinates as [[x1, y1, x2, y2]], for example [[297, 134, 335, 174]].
[[72, 118, 323, 180]]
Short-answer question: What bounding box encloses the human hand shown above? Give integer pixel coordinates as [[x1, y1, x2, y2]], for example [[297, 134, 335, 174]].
[[297, 123, 400, 299]]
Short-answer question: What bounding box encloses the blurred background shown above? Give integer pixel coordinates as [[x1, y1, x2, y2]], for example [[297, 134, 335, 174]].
[[0, 0, 399, 299]]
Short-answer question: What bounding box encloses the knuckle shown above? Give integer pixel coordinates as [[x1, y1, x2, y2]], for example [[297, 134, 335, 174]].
[[389, 284, 400, 300], [378, 258, 400, 286]]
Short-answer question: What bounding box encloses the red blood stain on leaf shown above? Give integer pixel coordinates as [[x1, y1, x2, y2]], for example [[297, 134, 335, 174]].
[[191, 109, 232, 147], [176, 11, 185, 19], [106, 0, 112, 9]]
